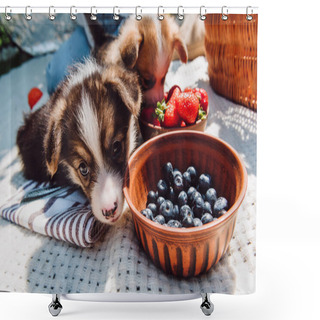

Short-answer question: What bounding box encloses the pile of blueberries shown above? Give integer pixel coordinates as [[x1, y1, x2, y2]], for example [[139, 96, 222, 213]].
[[140, 162, 229, 228]]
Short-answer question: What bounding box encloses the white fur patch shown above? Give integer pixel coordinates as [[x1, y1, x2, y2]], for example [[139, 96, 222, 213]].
[[65, 58, 103, 95], [91, 169, 124, 224], [77, 92, 104, 168]]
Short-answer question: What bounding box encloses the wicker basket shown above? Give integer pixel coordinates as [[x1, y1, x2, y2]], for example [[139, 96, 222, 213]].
[[205, 14, 258, 111]]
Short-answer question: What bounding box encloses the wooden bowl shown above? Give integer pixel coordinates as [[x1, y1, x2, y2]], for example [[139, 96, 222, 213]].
[[123, 131, 247, 278], [138, 105, 209, 141]]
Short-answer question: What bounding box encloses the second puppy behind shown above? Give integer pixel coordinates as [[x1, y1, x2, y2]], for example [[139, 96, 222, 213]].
[[92, 15, 188, 107]]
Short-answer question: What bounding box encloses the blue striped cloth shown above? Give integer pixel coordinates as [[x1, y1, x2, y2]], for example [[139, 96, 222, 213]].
[[0, 181, 107, 247]]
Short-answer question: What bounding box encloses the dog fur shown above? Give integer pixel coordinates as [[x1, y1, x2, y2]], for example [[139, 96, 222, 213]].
[[17, 59, 141, 225]]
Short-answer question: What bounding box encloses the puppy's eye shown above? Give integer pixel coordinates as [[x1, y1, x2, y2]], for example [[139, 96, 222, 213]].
[[79, 162, 89, 176], [112, 141, 122, 159], [140, 76, 155, 90]]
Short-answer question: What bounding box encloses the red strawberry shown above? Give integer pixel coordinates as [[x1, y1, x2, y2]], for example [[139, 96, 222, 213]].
[[140, 107, 155, 123], [163, 103, 181, 127], [28, 87, 43, 110], [152, 118, 161, 127], [166, 85, 181, 104], [193, 88, 209, 112], [180, 120, 187, 127], [164, 92, 168, 102], [184, 87, 193, 93], [176, 92, 200, 124]]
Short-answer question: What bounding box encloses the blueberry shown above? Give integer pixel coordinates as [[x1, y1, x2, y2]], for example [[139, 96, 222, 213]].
[[201, 213, 214, 224], [180, 205, 194, 220], [173, 174, 184, 195], [203, 201, 213, 214], [215, 209, 228, 218], [182, 214, 194, 228], [182, 171, 192, 190], [159, 200, 174, 222], [167, 187, 176, 203], [205, 188, 217, 207], [189, 190, 201, 206], [173, 168, 182, 178], [154, 215, 165, 225], [198, 173, 212, 194], [186, 166, 198, 186], [193, 218, 203, 227], [172, 204, 180, 220], [167, 220, 182, 228], [162, 162, 174, 185], [147, 203, 158, 216], [193, 195, 204, 218], [187, 186, 196, 200], [177, 191, 188, 207], [141, 208, 154, 220], [147, 190, 157, 204], [156, 196, 165, 210], [213, 197, 228, 215], [157, 179, 169, 198]]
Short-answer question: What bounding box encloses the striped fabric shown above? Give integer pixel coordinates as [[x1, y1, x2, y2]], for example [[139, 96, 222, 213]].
[[0, 181, 107, 247]]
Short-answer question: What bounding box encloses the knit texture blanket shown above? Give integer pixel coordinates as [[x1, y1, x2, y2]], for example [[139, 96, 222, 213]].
[[0, 55, 256, 295]]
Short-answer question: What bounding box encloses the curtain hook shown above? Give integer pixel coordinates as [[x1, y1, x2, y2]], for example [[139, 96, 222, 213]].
[[246, 6, 253, 21], [177, 6, 184, 21], [113, 6, 120, 20], [200, 6, 207, 21], [25, 6, 32, 21], [5, 6, 12, 21], [90, 6, 97, 21], [70, 6, 77, 20], [135, 6, 142, 21], [49, 6, 56, 21], [158, 6, 164, 20], [221, 6, 228, 21]]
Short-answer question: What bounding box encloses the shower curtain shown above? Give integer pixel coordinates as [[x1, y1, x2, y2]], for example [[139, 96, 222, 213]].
[[0, 11, 257, 296]]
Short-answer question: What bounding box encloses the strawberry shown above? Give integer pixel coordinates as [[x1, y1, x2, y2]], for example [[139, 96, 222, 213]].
[[152, 118, 161, 127], [164, 92, 168, 102], [184, 87, 193, 93], [193, 88, 209, 112], [28, 87, 43, 110], [163, 103, 181, 127], [176, 92, 200, 124], [180, 120, 187, 127], [166, 85, 181, 104], [140, 107, 155, 123]]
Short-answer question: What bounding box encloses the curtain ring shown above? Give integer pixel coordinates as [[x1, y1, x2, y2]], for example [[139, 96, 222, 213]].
[[177, 6, 184, 21], [221, 6, 228, 21], [113, 6, 120, 20], [70, 6, 77, 20], [5, 6, 12, 21], [200, 6, 206, 21], [158, 6, 164, 20], [90, 6, 97, 21], [246, 6, 253, 21], [49, 6, 56, 21], [135, 6, 142, 21], [25, 6, 32, 20]]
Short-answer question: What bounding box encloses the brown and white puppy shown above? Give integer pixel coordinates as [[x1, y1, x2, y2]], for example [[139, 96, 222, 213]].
[[17, 59, 141, 225], [95, 15, 188, 107]]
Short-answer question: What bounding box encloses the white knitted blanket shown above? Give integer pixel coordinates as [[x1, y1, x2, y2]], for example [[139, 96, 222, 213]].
[[0, 55, 256, 295]]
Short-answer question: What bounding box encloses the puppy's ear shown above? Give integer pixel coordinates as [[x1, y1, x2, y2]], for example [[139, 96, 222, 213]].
[[119, 22, 143, 69], [43, 98, 66, 177], [174, 36, 188, 63], [105, 69, 142, 118]]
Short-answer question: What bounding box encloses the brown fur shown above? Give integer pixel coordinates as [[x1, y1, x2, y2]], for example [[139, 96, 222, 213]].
[[17, 61, 141, 201]]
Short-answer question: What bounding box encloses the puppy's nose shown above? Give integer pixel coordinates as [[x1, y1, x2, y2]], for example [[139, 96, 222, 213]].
[[102, 202, 118, 218]]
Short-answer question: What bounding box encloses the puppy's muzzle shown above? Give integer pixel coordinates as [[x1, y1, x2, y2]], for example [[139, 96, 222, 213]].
[[102, 202, 118, 218]]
